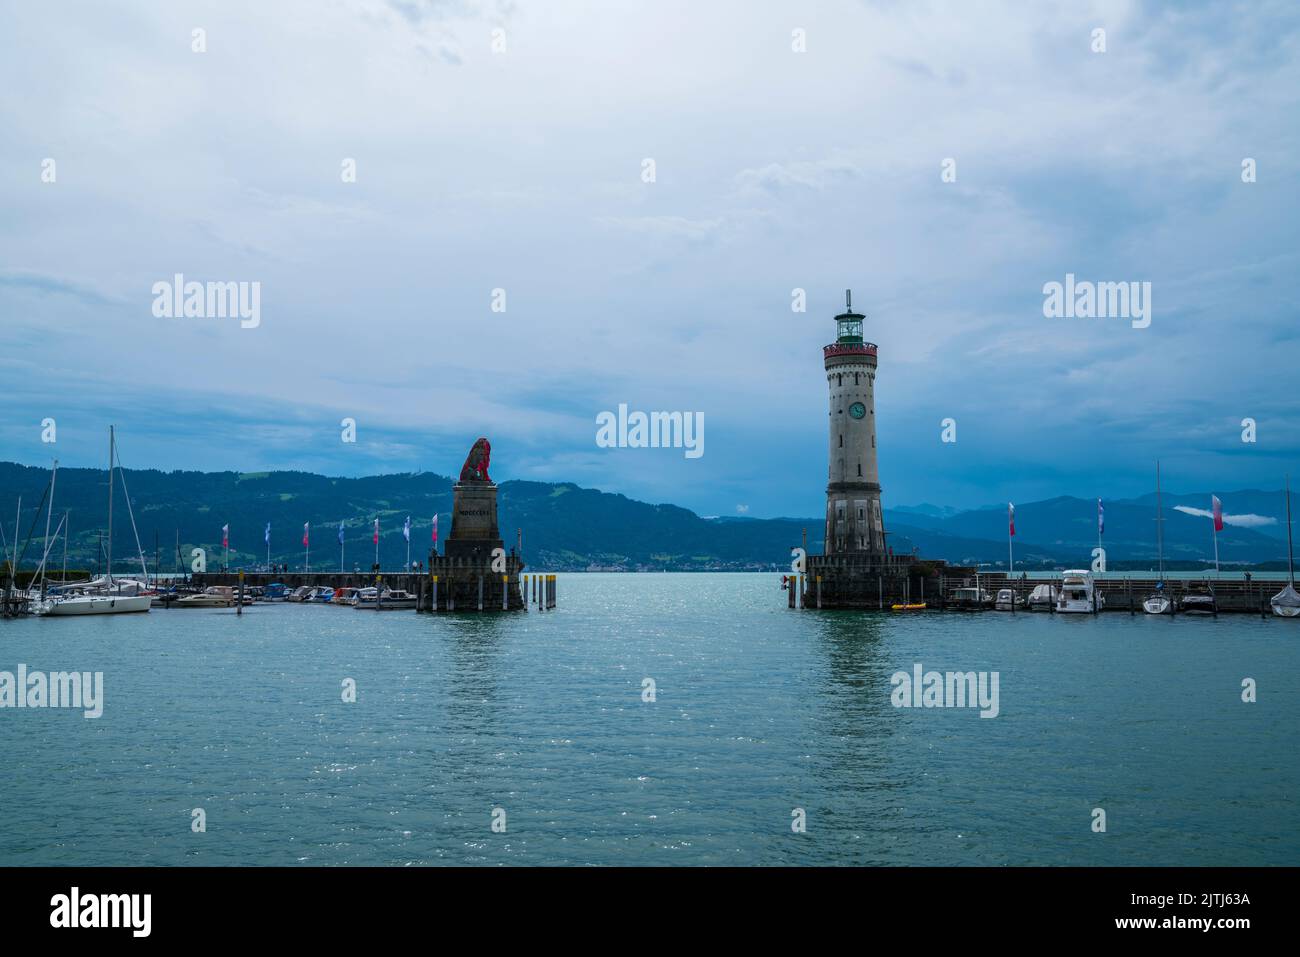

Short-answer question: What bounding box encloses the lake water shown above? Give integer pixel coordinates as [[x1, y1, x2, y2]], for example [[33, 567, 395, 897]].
[[1, 573, 1296, 866]]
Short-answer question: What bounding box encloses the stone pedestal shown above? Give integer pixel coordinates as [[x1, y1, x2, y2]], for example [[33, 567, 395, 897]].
[[444, 481, 503, 560]]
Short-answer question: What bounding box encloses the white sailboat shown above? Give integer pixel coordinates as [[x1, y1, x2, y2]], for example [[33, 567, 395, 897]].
[[38, 427, 152, 616], [1271, 477, 1299, 618], [1143, 461, 1172, 615]]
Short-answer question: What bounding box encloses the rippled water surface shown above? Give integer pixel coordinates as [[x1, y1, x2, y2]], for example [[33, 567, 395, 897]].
[[1, 573, 1296, 865]]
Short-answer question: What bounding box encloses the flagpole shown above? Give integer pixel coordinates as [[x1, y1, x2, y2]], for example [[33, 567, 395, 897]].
[[341, 524, 345, 573], [1008, 503, 1014, 576]]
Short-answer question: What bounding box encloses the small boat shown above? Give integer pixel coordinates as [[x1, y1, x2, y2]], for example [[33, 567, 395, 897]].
[[174, 586, 236, 608], [332, 587, 361, 605], [309, 587, 336, 603], [1142, 587, 1172, 615], [948, 586, 993, 610], [1056, 570, 1102, 614], [286, 586, 313, 603], [39, 588, 152, 616], [1271, 477, 1299, 618], [994, 588, 1025, 611], [1026, 584, 1057, 611], [890, 602, 926, 611], [264, 582, 289, 601], [34, 429, 155, 617], [1144, 462, 1172, 615], [354, 588, 417, 610], [1179, 589, 1217, 615]]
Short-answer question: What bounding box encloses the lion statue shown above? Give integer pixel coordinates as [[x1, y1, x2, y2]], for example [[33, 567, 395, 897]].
[[459, 437, 492, 482]]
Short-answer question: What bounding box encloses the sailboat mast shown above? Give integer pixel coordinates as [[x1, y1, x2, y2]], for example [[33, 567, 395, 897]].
[[42, 460, 57, 584], [106, 426, 114, 583], [1286, 475, 1294, 586], [62, 510, 69, 583], [1155, 460, 1164, 580]]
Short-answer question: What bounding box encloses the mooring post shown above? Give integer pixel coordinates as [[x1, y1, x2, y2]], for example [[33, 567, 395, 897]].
[[878, 575, 883, 610], [816, 575, 822, 609], [477, 574, 484, 611], [237, 570, 244, 616], [502, 574, 508, 610]]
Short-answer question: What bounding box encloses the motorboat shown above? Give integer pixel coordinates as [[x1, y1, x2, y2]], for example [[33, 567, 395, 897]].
[[354, 588, 417, 610], [264, 582, 289, 601], [309, 587, 336, 603], [1055, 570, 1102, 613], [994, 588, 1025, 611], [332, 587, 361, 605], [948, 586, 993, 610], [1026, 584, 1058, 611], [286, 586, 313, 602], [1179, 589, 1217, 615], [174, 586, 236, 608]]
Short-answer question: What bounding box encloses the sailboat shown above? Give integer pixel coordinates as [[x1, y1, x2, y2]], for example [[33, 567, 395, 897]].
[[37, 427, 152, 616], [1143, 461, 1172, 615], [1271, 476, 1299, 618]]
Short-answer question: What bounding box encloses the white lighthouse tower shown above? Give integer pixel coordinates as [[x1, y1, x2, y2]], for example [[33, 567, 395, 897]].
[[823, 290, 885, 558]]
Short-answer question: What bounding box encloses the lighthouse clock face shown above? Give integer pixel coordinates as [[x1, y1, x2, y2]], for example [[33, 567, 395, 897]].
[[849, 402, 866, 419]]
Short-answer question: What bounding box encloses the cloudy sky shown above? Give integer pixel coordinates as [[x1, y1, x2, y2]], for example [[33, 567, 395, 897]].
[[1, 0, 1297, 518]]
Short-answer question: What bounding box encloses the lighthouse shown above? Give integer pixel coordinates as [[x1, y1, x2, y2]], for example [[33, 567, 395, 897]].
[[823, 290, 885, 558]]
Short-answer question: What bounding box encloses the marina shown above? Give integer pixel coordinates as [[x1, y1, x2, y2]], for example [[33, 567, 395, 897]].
[[1, 572, 1294, 867]]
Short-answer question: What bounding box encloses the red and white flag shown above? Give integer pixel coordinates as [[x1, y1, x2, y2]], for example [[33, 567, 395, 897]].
[[222, 524, 229, 548], [432, 514, 438, 543], [1212, 495, 1224, 532], [1008, 503, 1016, 538], [373, 517, 379, 544], [302, 522, 309, 547]]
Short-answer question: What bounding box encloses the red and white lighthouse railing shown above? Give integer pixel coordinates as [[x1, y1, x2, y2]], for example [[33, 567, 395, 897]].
[[823, 342, 877, 359]]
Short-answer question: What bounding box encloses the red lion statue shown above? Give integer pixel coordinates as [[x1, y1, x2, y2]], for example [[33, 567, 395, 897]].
[[459, 437, 492, 482]]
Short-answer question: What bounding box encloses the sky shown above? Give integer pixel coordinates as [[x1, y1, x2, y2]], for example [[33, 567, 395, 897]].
[[1, 0, 1298, 519]]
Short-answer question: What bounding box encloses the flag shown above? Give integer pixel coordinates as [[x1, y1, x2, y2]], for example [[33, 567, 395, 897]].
[[432, 514, 438, 543], [373, 517, 379, 544], [403, 516, 410, 542], [1098, 499, 1104, 536], [1008, 503, 1015, 537], [222, 524, 229, 548], [303, 522, 309, 547], [264, 522, 271, 544], [1212, 495, 1224, 532], [338, 521, 345, 545]]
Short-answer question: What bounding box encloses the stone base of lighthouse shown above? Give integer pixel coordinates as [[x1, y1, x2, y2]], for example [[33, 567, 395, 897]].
[[801, 554, 923, 609]]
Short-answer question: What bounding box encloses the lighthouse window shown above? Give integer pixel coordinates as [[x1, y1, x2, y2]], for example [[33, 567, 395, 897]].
[[839, 434, 843, 447], [857, 463, 862, 476], [854, 373, 859, 384], [858, 507, 864, 520], [837, 374, 842, 386]]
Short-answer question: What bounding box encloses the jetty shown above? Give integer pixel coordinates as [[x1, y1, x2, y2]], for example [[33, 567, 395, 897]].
[[786, 568, 1282, 615]]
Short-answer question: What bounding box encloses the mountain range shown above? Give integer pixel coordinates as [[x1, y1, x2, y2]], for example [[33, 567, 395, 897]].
[[0, 461, 1293, 573]]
